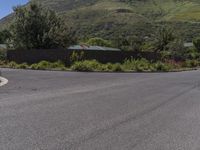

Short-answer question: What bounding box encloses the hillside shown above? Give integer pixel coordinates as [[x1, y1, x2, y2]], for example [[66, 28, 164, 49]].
[[1, 0, 200, 40]]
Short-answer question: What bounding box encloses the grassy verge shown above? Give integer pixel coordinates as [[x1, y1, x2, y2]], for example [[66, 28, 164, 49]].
[[71, 59, 199, 72], [0, 59, 199, 72], [0, 60, 68, 71]]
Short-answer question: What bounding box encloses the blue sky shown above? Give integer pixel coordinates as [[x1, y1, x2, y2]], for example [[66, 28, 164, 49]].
[[0, 0, 29, 19]]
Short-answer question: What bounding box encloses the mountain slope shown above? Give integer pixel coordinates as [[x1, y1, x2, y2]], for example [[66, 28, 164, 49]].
[[1, 0, 200, 40]]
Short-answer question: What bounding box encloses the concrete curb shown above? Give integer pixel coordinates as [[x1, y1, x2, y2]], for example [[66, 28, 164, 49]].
[[0, 77, 8, 87]]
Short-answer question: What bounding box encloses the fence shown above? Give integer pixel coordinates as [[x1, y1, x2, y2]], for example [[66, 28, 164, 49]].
[[7, 49, 160, 65]]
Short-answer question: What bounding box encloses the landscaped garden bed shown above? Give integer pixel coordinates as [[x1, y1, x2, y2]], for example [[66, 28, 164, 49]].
[[0, 59, 199, 73]]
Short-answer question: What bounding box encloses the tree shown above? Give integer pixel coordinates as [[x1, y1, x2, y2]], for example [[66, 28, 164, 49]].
[[127, 36, 144, 52], [0, 29, 11, 44], [86, 37, 113, 47], [10, 2, 76, 49], [113, 35, 144, 51], [153, 26, 176, 52]]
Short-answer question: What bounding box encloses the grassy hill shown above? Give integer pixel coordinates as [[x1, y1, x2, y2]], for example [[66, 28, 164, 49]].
[[1, 0, 200, 40]]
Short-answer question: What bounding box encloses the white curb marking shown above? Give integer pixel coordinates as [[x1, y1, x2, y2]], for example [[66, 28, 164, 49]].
[[0, 77, 8, 87]]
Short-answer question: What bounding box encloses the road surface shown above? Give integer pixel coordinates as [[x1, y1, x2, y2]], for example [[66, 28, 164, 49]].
[[1, 68, 200, 150]]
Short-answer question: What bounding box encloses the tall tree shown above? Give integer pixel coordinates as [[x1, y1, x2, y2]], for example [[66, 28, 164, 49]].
[[10, 2, 76, 49]]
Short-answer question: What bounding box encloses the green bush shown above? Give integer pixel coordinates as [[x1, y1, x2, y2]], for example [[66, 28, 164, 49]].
[[111, 63, 124, 72], [182, 60, 200, 68], [123, 58, 151, 72], [71, 60, 125, 72], [2, 59, 198, 72], [193, 37, 200, 51], [123, 58, 175, 72], [0, 49, 7, 60], [102, 63, 113, 71], [71, 60, 101, 72], [135, 59, 151, 72], [30, 64, 39, 70], [16, 63, 29, 69], [71, 58, 176, 72], [37, 61, 51, 70], [86, 37, 113, 47], [8, 61, 18, 68], [123, 58, 137, 70], [184, 48, 200, 60], [0, 60, 7, 66], [50, 60, 65, 69], [70, 51, 85, 63], [30, 60, 66, 70], [153, 62, 172, 72]]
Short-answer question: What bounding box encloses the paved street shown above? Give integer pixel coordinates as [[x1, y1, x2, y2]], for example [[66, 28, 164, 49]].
[[1, 68, 200, 150]]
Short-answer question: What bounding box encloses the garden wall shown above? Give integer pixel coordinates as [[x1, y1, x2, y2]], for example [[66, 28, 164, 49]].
[[7, 49, 160, 65]]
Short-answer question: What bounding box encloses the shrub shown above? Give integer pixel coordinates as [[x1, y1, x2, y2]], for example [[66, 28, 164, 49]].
[[86, 37, 113, 47], [160, 51, 172, 61], [153, 25, 177, 52], [193, 37, 200, 51], [103, 63, 113, 71], [123, 58, 151, 72], [37, 61, 51, 70], [16, 63, 29, 69], [111, 63, 124, 72], [123, 58, 174, 72], [0, 49, 7, 60], [135, 59, 151, 72], [0, 60, 7, 66], [50, 60, 65, 69], [30, 60, 66, 70], [123, 58, 137, 71], [30, 64, 39, 70], [153, 62, 172, 72], [7, 61, 18, 68], [71, 60, 101, 72], [70, 51, 85, 63], [182, 60, 200, 68], [71, 60, 125, 72]]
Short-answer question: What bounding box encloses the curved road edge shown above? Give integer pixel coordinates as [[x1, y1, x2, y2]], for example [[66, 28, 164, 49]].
[[0, 76, 8, 87]]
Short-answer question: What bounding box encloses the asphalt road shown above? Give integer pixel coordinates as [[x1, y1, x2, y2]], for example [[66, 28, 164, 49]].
[[1, 68, 200, 150]]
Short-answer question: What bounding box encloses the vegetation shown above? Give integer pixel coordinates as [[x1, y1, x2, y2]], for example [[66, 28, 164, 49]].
[[58, 58, 200, 72], [86, 37, 113, 47], [70, 51, 85, 63], [9, 2, 76, 49], [0, 0, 200, 72], [0, 57, 199, 72], [193, 37, 200, 51], [0, 29, 11, 43], [113, 35, 144, 51], [2, 0, 200, 40], [0, 48, 6, 60], [0, 60, 67, 70], [153, 26, 176, 52]]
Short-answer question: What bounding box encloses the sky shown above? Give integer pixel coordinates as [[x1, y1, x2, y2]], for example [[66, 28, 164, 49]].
[[0, 0, 29, 19]]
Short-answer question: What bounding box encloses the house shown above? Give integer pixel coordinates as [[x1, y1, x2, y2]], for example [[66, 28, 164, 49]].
[[184, 42, 194, 48], [0, 44, 7, 49], [68, 45, 121, 51]]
